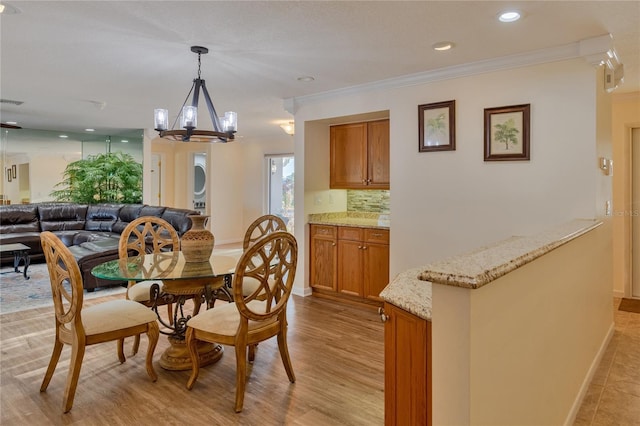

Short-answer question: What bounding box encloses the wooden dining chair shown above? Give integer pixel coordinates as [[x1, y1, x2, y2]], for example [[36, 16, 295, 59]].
[[118, 216, 180, 355], [242, 214, 287, 250], [185, 231, 298, 412], [237, 214, 288, 299], [39, 231, 159, 413]]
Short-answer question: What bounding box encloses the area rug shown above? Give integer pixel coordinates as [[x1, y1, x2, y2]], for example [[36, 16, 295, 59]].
[[618, 298, 640, 314], [0, 262, 126, 315]]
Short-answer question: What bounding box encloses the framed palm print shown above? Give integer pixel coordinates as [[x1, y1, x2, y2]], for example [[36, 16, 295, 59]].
[[484, 104, 530, 161], [419, 100, 455, 152]]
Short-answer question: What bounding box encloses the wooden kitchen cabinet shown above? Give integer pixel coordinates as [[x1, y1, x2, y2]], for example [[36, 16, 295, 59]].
[[337, 227, 365, 297], [310, 224, 390, 307], [363, 228, 390, 302], [330, 119, 389, 189], [383, 302, 432, 426], [336, 226, 390, 301], [309, 224, 337, 291]]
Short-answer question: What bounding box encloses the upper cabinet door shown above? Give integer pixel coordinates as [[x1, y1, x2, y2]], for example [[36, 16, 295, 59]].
[[330, 119, 390, 190], [367, 119, 390, 189], [330, 123, 368, 189]]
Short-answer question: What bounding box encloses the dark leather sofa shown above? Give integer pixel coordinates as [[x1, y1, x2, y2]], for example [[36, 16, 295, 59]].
[[0, 203, 199, 290]]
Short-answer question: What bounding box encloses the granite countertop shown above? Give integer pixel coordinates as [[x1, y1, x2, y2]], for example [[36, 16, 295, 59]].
[[380, 267, 432, 320], [379, 218, 602, 320], [308, 212, 390, 229], [418, 219, 603, 289]]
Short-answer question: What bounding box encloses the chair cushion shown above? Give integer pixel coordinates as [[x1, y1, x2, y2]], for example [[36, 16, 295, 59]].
[[241, 277, 276, 297], [128, 280, 163, 302], [82, 299, 157, 336], [187, 300, 276, 337]]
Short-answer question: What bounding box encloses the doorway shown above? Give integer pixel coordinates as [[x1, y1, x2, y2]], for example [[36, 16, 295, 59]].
[[631, 128, 640, 297], [193, 152, 207, 213], [266, 155, 294, 232], [150, 153, 163, 206]]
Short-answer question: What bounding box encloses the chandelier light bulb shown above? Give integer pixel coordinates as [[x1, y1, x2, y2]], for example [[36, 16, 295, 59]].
[[181, 106, 197, 129], [224, 111, 237, 132], [154, 108, 168, 131]]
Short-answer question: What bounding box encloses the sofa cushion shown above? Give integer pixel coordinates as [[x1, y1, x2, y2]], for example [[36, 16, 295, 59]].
[[79, 238, 119, 253], [71, 231, 118, 246], [112, 204, 144, 234], [162, 208, 198, 235], [140, 205, 166, 218], [38, 203, 88, 231], [0, 205, 40, 233], [68, 244, 119, 264], [52, 230, 83, 247], [85, 204, 123, 232]]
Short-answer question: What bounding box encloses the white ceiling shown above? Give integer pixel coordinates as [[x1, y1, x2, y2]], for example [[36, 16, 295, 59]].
[[1, 1, 639, 144]]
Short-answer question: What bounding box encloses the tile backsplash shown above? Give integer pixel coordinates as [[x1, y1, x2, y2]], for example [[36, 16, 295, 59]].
[[347, 190, 390, 213]]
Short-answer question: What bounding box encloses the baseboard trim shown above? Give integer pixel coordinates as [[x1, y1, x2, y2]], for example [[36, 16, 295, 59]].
[[292, 286, 312, 297], [613, 289, 625, 298], [563, 321, 615, 426]]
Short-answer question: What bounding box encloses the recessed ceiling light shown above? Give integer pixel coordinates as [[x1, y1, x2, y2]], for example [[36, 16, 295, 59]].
[[59, 135, 69, 139], [85, 128, 95, 132], [432, 41, 455, 51], [498, 11, 521, 23], [6, 121, 17, 125], [121, 139, 129, 143], [297, 76, 315, 82]]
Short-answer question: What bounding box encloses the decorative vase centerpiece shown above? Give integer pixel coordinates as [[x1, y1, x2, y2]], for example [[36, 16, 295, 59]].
[[181, 214, 214, 263]]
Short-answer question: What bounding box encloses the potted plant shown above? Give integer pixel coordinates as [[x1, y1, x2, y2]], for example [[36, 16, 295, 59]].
[[51, 152, 142, 204]]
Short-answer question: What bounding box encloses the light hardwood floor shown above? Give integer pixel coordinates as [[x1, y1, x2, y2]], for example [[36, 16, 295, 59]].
[[0, 294, 384, 425], [1, 293, 637, 425]]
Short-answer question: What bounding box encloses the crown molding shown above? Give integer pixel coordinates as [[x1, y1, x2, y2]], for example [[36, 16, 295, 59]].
[[285, 35, 615, 113]]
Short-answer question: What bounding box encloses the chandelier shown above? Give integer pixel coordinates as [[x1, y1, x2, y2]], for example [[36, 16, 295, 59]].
[[154, 46, 237, 142]]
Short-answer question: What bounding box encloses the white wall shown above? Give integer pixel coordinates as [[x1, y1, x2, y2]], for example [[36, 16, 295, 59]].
[[146, 134, 294, 245], [432, 222, 613, 425], [294, 58, 604, 292]]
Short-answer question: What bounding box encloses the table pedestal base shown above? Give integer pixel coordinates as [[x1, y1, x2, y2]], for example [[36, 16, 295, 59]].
[[159, 336, 223, 371]]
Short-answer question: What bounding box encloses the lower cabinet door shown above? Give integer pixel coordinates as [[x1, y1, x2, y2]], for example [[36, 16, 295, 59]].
[[337, 239, 364, 297], [310, 230, 337, 291], [384, 302, 431, 426], [364, 242, 389, 301]]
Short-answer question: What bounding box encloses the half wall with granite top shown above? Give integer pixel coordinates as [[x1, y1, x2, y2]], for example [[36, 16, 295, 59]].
[[381, 219, 613, 425]]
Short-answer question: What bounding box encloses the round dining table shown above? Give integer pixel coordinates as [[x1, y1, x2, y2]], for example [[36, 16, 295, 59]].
[[91, 248, 243, 371]]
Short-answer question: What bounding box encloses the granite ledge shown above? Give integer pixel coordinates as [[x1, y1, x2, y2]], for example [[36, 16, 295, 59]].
[[308, 212, 390, 229], [418, 219, 602, 290], [380, 267, 432, 321]]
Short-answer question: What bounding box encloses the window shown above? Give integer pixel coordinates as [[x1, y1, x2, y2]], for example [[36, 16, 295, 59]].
[[266, 155, 294, 232]]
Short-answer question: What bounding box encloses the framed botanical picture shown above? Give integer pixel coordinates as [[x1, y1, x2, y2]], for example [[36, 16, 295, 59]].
[[11, 165, 16, 179], [6, 169, 12, 182], [484, 104, 530, 161], [419, 100, 455, 152]]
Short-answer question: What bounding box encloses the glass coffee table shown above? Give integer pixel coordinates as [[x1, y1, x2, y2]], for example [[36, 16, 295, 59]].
[[0, 243, 31, 279]]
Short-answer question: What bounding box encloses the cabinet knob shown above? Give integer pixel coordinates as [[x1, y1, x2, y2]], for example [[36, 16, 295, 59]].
[[378, 307, 389, 322], [358, 246, 363, 249], [362, 246, 368, 250], [332, 243, 336, 246]]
